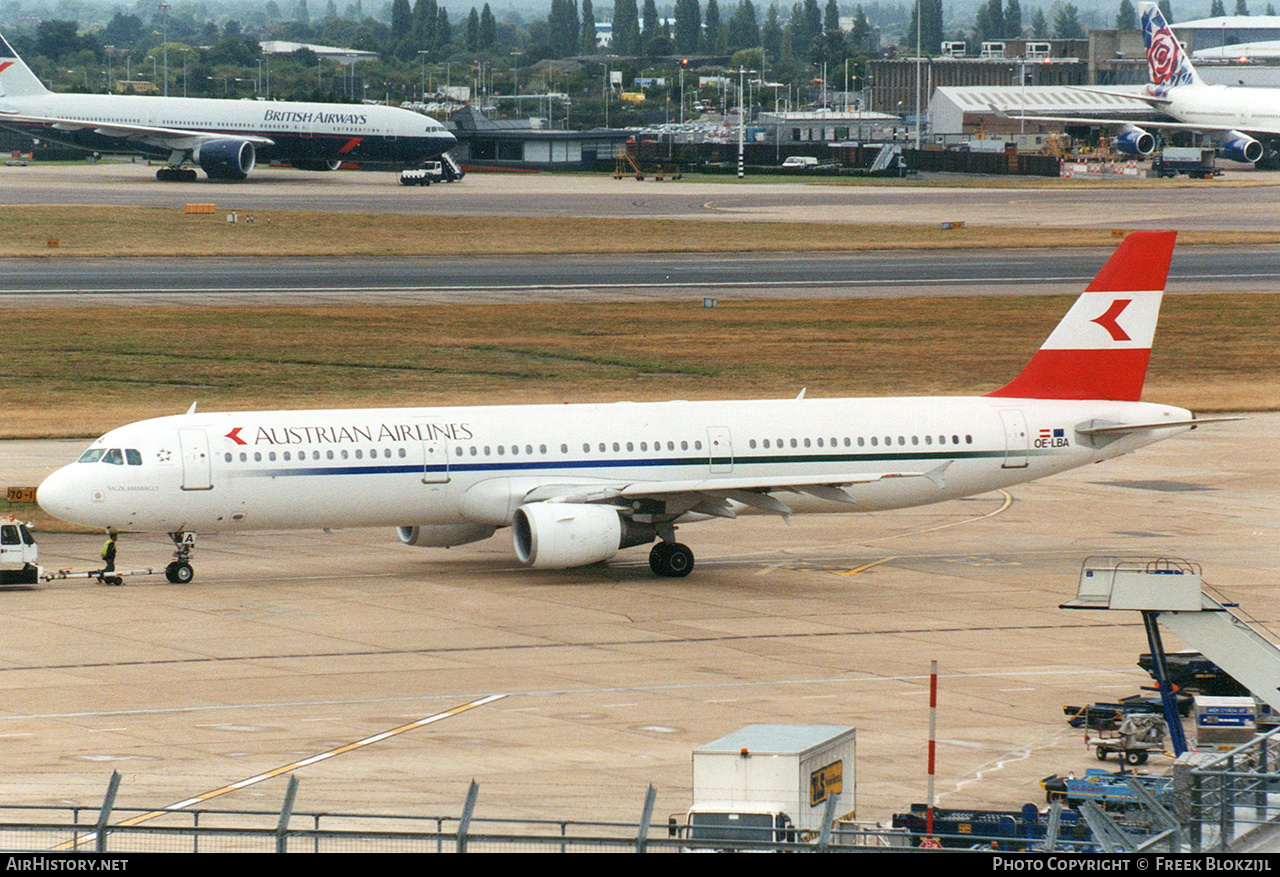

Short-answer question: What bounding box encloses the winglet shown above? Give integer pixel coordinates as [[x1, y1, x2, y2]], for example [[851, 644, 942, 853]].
[[986, 231, 1176, 402]]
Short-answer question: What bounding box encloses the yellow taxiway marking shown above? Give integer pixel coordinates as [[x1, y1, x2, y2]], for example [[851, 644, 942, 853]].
[[54, 693, 506, 850], [827, 489, 1013, 575], [868, 489, 1014, 543], [833, 556, 898, 576]]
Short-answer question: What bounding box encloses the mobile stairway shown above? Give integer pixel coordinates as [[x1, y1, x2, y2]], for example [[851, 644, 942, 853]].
[[1064, 557, 1280, 754]]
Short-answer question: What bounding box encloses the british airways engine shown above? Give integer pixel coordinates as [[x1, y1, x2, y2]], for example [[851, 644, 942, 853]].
[[1221, 136, 1264, 164], [1114, 127, 1156, 156]]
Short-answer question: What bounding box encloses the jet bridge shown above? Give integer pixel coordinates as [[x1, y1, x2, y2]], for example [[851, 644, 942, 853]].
[[1064, 557, 1280, 753]]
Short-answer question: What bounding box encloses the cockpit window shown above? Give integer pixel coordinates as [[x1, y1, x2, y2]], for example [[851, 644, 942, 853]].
[[77, 448, 143, 465]]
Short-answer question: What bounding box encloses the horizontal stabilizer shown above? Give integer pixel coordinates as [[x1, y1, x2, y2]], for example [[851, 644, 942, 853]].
[[1075, 416, 1244, 435]]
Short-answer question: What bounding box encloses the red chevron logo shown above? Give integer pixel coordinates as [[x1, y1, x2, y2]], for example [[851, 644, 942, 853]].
[[1091, 299, 1132, 342], [225, 427, 247, 445]]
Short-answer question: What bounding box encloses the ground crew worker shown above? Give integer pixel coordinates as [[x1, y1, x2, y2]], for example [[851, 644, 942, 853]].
[[100, 532, 118, 585]]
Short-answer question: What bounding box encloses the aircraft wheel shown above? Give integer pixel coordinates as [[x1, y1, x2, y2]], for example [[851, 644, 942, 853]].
[[166, 562, 194, 584], [650, 541, 694, 577], [649, 541, 671, 575]]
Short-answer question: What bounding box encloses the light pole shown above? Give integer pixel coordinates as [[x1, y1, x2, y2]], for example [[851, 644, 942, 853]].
[[159, 3, 170, 97], [510, 51, 522, 116], [914, 0, 921, 149], [679, 60, 685, 125]]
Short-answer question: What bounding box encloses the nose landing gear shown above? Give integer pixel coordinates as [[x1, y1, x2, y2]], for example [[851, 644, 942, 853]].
[[164, 531, 196, 584]]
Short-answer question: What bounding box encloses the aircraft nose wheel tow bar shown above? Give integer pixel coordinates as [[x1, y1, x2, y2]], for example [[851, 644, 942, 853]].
[[37, 530, 196, 586], [649, 541, 694, 577]]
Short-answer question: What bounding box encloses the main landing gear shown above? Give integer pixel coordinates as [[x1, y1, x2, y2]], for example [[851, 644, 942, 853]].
[[649, 541, 694, 577], [156, 166, 198, 182], [165, 531, 196, 584]]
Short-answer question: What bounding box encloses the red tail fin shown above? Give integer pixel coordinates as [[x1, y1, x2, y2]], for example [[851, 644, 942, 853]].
[[986, 231, 1176, 401]]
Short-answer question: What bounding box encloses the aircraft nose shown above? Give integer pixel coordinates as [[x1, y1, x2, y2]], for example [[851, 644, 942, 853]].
[[37, 465, 90, 525]]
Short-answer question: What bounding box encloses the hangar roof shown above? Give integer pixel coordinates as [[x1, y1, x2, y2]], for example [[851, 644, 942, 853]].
[[928, 85, 1158, 136]]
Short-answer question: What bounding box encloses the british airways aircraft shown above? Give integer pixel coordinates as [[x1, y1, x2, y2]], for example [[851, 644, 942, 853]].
[[0, 34, 456, 181], [1026, 3, 1280, 165], [1105, 3, 1276, 164], [37, 232, 1207, 581]]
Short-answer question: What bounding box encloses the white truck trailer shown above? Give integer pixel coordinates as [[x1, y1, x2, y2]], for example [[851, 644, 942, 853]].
[[677, 724, 856, 847]]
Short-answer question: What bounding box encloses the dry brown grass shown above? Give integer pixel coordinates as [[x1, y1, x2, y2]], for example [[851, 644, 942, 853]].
[[6, 206, 1280, 256], [3, 294, 1274, 439]]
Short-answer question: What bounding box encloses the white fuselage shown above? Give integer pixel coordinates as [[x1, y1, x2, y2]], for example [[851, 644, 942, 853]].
[[37, 395, 1193, 538], [1164, 83, 1280, 137]]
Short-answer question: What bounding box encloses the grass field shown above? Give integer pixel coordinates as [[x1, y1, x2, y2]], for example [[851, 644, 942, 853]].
[[7, 205, 1280, 257], [3, 293, 1274, 440]]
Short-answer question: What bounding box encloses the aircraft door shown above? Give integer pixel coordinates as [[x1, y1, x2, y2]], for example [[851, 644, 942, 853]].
[[998, 409, 1029, 469], [420, 425, 450, 484], [178, 428, 213, 490], [708, 426, 733, 474]]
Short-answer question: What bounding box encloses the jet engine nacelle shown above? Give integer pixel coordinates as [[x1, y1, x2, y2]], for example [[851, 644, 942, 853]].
[[1114, 129, 1155, 156], [512, 502, 658, 569], [1222, 137, 1264, 164], [292, 159, 343, 171], [194, 138, 257, 180], [397, 523, 496, 548], [512, 502, 624, 569]]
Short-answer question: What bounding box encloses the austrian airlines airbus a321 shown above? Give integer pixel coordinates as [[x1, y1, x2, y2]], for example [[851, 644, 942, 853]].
[[38, 232, 1209, 581], [0, 34, 455, 181]]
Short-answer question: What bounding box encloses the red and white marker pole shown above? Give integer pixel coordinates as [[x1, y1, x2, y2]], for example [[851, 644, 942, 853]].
[[927, 659, 938, 837]]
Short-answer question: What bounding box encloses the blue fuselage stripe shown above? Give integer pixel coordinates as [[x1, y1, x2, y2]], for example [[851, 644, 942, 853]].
[[243, 448, 1015, 479]]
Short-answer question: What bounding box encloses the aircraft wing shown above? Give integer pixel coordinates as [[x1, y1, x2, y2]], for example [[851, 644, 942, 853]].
[[0, 109, 276, 148], [1067, 86, 1172, 106], [522, 463, 954, 518], [1007, 111, 1280, 137]]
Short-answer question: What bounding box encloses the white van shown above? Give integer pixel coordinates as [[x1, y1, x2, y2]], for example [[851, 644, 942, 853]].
[[781, 156, 819, 168]]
